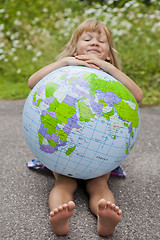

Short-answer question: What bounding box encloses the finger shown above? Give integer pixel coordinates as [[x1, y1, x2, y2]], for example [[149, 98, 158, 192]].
[[75, 55, 91, 61], [87, 63, 101, 70]]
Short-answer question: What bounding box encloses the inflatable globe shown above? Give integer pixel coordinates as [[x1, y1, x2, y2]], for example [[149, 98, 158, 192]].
[[22, 66, 140, 179]]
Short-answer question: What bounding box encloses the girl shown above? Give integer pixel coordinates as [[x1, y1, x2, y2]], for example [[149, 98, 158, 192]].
[[28, 19, 143, 236]]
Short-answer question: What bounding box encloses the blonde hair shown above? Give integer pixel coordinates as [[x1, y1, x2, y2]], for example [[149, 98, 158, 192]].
[[57, 19, 120, 69]]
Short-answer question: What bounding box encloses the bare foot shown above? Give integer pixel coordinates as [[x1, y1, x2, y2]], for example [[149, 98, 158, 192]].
[[49, 201, 75, 235], [97, 199, 122, 236]]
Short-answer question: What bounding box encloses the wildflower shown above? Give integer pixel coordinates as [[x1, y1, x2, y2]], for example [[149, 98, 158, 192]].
[[11, 48, 16, 53], [0, 9, 5, 13], [0, 24, 4, 31], [13, 56, 18, 61], [0, 49, 4, 54], [26, 45, 32, 50], [32, 17, 39, 24], [0, 42, 5, 48], [32, 57, 37, 62], [36, 51, 42, 57], [14, 19, 22, 26], [12, 40, 20, 48], [42, 8, 48, 13], [6, 31, 11, 36], [0, 54, 5, 60], [17, 68, 21, 74], [16, 11, 21, 16]]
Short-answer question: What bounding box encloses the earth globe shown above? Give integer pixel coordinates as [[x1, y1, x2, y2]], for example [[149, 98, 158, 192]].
[[22, 66, 140, 179]]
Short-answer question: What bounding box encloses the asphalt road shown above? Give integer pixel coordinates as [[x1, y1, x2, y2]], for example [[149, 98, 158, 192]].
[[1, 100, 160, 240]]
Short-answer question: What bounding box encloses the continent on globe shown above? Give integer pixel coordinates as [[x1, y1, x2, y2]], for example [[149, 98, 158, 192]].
[[23, 66, 140, 179]]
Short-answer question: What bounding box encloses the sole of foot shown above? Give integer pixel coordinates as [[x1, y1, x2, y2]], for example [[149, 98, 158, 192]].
[[49, 201, 75, 235], [97, 199, 122, 236]]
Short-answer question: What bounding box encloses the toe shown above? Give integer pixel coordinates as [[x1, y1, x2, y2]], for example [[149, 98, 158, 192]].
[[68, 201, 75, 211], [118, 209, 122, 215], [106, 201, 112, 208], [98, 199, 107, 210], [58, 205, 63, 211], [54, 208, 58, 214], [111, 203, 116, 210], [50, 211, 55, 217]]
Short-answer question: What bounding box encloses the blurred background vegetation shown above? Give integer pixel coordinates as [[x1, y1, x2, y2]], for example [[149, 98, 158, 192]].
[[0, 0, 160, 105]]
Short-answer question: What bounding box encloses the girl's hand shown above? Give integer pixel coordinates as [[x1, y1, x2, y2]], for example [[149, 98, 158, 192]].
[[75, 55, 111, 72], [62, 56, 101, 70]]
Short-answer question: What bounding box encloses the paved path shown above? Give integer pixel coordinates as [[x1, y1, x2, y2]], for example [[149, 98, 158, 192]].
[[1, 100, 159, 240]]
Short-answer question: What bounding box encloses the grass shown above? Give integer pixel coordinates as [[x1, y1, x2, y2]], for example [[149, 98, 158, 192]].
[[0, 0, 160, 104]]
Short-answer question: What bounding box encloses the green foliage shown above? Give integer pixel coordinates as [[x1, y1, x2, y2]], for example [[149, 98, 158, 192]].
[[0, 0, 160, 104]]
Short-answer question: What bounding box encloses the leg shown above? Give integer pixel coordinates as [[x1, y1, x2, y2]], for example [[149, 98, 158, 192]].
[[86, 173, 122, 236], [49, 172, 77, 235]]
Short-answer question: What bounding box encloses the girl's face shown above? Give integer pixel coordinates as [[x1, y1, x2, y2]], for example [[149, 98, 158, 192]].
[[75, 30, 109, 60]]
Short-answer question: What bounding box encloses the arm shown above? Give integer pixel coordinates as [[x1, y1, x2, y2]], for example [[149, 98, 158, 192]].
[[75, 55, 143, 103], [28, 57, 93, 89]]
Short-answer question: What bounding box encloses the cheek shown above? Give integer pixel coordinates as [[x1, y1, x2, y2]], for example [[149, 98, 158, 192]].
[[103, 47, 109, 57]]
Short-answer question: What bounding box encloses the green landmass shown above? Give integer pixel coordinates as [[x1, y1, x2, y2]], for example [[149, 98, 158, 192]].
[[45, 82, 59, 97], [113, 101, 139, 128], [78, 101, 95, 122], [84, 73, 137, 104], [66, 146, 76, 156], [102, 109, 114, 120]]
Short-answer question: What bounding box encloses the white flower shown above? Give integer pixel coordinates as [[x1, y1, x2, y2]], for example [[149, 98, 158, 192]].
[[0, 9, 5, 13], [13, 56, 18, 61], [120, 20, 132, 30], [0, 48, 4, 53], [83, 8, 96, 16], [11, 48, 16, 53], [17, 68, 21, 74], [12, 40, 20, 47], [0, 54, 5, 60], [108, 0, 114, 5], [16, 11, 21, 16], [133, 3, 139, 8], [36, 51, 42, 57], [151, 22, 160, 32], [24, 39, 29, 44], [6, 31, 11, 36], [0, 42, 5, 48], [0, 24, 4, 31], [32, 17, 39, 24], [32, 57, 37, 62], [158, 49, 160, 54], [10, 34, 16, 40], [42, 8, 48, 13], [4, 58, 8, 62], [26, 45, 32, 50], [137, 13, 143, 18], [14, 19, 22, 26]]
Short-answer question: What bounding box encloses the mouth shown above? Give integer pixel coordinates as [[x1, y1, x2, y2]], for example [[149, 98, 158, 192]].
[[87, 49, 100, 53]]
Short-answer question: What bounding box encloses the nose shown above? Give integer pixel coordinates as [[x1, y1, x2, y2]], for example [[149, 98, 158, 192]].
[[90, 38, 99, 45]]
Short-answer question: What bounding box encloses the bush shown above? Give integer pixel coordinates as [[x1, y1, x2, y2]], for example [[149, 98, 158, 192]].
[[0, 0, 160, 104]]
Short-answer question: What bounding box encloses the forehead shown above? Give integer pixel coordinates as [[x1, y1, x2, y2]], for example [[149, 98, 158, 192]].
[[80, 30, 107, 39]]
